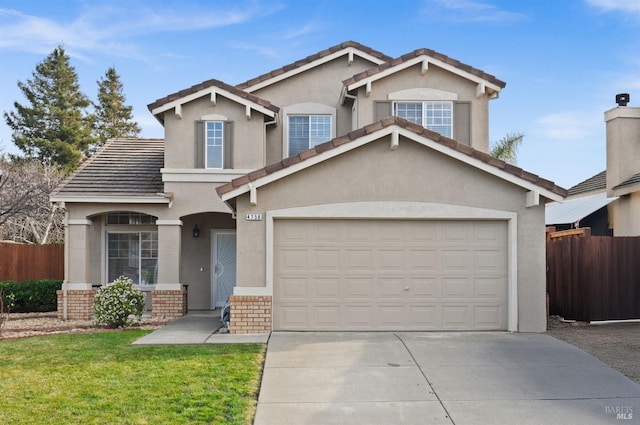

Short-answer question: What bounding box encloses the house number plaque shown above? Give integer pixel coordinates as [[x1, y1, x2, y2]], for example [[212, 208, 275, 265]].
[[245, 213, 263, 221]]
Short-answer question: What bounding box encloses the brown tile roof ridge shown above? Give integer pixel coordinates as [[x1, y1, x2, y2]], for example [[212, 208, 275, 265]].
[[52, 138, 165, 198], [235, 41, 394, 90], [216, 117, 566, 198], [343, 47, 507, 89], [147, 78, 279, 114]]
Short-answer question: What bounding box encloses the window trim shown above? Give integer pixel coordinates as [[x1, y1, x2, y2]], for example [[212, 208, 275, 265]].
[[393, 100, 454, 138], [106, 230, 158, 286], [282, 103, 336, 158], [205, 120, 224, 169]]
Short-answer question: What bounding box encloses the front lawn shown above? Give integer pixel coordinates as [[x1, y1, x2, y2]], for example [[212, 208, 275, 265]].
[[0, 331, 265, 424]]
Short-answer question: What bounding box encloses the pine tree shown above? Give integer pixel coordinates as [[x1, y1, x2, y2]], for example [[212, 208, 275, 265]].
[[92, 67, 140, 151], [4, 45, 94, 173]]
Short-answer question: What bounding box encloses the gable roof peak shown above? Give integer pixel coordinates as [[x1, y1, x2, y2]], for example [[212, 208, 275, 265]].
[[343, 47, 506, 94], [236, 40, 393, 92]]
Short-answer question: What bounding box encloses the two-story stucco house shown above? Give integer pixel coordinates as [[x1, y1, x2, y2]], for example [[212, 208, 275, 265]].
[[51, 41, 566, 333]]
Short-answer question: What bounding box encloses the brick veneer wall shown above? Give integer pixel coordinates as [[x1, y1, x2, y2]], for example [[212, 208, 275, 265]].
[[151, 289, 187, 320], [229, 295, 272, 334], [56, 289, 95, 320]]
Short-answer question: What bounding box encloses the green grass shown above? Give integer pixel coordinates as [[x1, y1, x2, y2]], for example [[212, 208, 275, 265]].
[[0, 331, 266, 424]]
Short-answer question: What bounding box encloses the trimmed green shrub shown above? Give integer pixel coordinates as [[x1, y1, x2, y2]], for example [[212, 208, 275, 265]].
[[94, 276, 144, 328], [0, 279, 62, 312]]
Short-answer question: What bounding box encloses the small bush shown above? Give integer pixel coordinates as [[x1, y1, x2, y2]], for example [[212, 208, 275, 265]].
[[0, 284, 16, 334], [94, 276, 145, 328], [0, 279, 62, 312]]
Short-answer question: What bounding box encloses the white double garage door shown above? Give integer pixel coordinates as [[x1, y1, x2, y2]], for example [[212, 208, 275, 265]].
[[273, 219, 508, 331]]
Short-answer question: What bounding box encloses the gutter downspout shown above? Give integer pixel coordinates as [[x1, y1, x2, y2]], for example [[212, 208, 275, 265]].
[[62, 208, 69, 320]]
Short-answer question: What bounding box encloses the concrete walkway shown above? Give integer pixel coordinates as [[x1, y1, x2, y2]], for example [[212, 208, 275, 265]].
[[132, 311, 269, 345], [255, 332, 640, 425]]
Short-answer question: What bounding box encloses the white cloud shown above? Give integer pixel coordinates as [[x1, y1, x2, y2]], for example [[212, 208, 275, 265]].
[[536, 111, 597, 141], [0, 2, 284, 61], [585, 0, 640, 13], [421, 0, 526, 23]]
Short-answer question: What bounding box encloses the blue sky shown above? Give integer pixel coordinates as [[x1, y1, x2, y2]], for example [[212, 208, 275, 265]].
[[1, 0, 639, 188]]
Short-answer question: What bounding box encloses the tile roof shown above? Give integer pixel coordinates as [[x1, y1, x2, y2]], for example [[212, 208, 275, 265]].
[[51, 139, 165, 198], [613, 172, 640, 190], [147, 78, 279, 116], [235, 41, 393, 91], [216, 116, 566, 198], [342, 48, 507, 90], [567, 171, 606, 196]]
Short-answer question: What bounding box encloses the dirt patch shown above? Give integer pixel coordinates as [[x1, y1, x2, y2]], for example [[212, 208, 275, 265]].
[[0, 312, 169, 340], [547, 315, 640, 384]]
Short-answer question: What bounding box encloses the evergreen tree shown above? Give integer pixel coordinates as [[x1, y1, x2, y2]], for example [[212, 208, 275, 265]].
[[92, 67, 140, 151], [3, 45, 94, 173]]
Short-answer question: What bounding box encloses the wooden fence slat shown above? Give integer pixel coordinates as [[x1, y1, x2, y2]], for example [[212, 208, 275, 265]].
[[0, 242, 64, 282], [547, 235, 640, 322]]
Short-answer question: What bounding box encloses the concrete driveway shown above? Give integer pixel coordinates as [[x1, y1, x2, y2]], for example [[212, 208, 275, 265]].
[[254, 332, 640, 425]]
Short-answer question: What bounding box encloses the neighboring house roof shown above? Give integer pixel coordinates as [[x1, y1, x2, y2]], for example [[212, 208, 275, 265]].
[[50, 139, 169, 203], [217, 116, 566, 204], [236, 41, 393, 92], [613, 172, 640, 190], [567, 170, 606, 197], [342, 48, 506, 98], [545, 192, 617, 226], [147, 78, 280, 123]]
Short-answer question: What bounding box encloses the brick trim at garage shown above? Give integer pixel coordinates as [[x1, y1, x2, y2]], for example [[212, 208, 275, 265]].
[[229, 295, 272, 334]]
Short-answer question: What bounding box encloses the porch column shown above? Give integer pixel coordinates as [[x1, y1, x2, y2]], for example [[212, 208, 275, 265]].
[[57, 218, 94, 320], [153, 220, 186, 319]]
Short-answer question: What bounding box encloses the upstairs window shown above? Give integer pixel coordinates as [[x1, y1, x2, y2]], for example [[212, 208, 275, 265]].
[[206, 121, 224, 169], [394, 101, 453, 138], [195, 120, 233, 169], [288, 115, 332, 156]]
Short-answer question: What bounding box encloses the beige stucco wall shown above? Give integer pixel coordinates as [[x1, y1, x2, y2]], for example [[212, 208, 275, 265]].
[[610, 193, 640, 236], [356, 65, 490, 153], [233, 135, 547, 331], [254, 56, 377, 164], [163, 95, 267, 170]]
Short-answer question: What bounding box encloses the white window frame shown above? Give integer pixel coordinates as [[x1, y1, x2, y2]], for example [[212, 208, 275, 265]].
[[205, 120, 224, 169], [393, 101, 454, 138], [106, 231, 158, 286], [287, 114, 332, 156], [282, 103, 336, 158]]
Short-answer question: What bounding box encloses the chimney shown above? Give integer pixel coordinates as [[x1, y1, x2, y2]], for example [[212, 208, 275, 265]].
[[605, 93, 640, 196]]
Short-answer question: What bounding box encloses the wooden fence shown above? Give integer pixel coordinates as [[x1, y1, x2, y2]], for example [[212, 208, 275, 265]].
[[547, 235, 640, 321], [0, 242, 64, 282]]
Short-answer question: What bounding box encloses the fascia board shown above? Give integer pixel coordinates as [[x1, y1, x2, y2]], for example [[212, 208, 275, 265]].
[[221, 125, 562, 202], [151, 86, 276, 118], [243, 47, 388, 93], [347, 55, 502, 94], [49, 195, 171, 204]]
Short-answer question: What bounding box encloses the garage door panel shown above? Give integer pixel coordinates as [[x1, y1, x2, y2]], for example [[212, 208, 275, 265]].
[[274, 219, 507, 331], [344, 249, 373, 270], [343, 305, 374, 328], [279, 249, 308, 270], [442, 277, 473, 298], [341, 277, 375, 299], [312, 278, 340, 299], [410, 278, 439, 298], [474, 306, 503, 328], [312, 249, 341, 270], [278, 277, 308, 300], [380, 278, 406, 298], [312, 305, 341, 329]]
